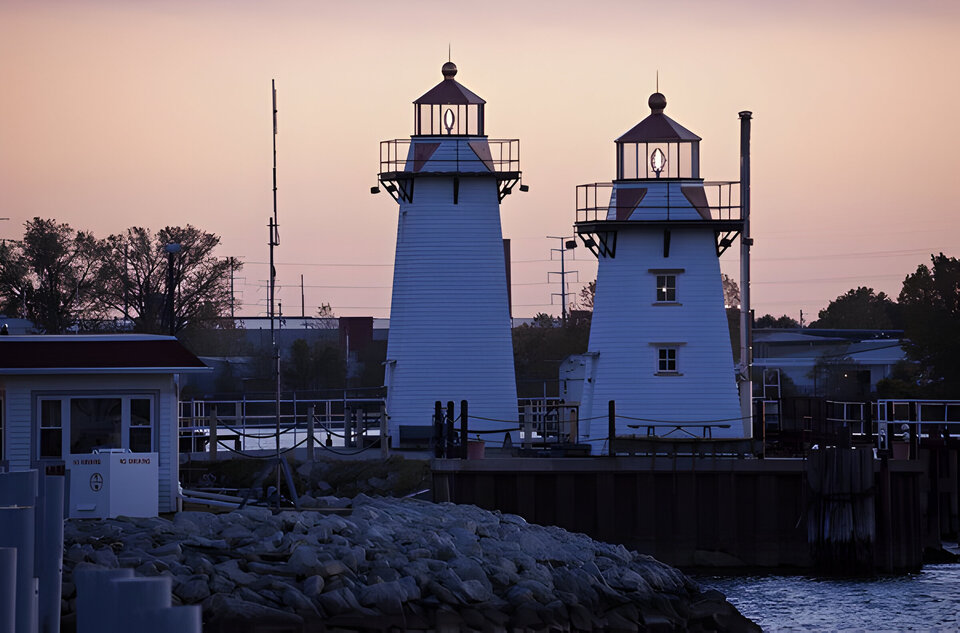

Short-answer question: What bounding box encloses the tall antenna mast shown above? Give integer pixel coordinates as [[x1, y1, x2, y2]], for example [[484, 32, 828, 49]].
[[269, 79, 282, 497]]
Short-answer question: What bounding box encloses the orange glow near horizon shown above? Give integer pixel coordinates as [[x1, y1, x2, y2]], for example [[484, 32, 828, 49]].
[[2, 1, 959, 321]]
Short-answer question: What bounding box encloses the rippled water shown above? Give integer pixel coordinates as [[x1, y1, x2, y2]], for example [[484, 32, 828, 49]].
[[695, 564, 960, 632]]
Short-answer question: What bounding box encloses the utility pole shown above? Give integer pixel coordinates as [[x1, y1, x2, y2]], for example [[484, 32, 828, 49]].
[[300, 274, 305, 319], [547, 236, 578, 326]]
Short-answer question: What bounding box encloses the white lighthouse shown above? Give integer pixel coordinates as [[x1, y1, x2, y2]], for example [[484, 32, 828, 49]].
[[575, 92, 749, 450], [377, 62, 521, 439]]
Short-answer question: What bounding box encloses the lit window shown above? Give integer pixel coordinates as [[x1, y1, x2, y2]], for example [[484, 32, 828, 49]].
[[658, 347, 678, 373], [656, 275, 676, 302]]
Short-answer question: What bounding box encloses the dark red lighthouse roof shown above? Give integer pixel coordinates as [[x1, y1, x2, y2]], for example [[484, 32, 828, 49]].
[[616, 92, 701, 143], [414, 62, 486, 105]]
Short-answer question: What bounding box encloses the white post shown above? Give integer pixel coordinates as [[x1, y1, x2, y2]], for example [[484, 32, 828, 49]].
[[380, 405, 389, 459], [0, 469, 38, 633], [0, 547, 16, 633], [112, 577, 170, 627], [208, 405, 218, 461], [523, 405, 533, 450], [307, 405, 315, 462], [74, 567, 133, 633], [140, 607, 201, 633], [37, 476, 63, 633]]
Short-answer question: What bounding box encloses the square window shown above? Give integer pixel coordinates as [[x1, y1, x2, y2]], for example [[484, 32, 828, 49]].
[[656, 275, 676, 302], [658, 347, 678, 373], [70, 398, 121, 454]]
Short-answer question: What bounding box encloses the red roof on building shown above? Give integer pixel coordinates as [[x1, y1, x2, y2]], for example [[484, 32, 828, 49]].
[[0, 335, 207, 373]]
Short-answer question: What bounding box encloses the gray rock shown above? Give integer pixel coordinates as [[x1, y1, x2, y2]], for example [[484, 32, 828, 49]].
[[205, 594, 303, 625], [209, 573, 236, 594], [174, 576, 211, 603], [316, 587, 363, 616], [317, 559, 350, 578], [302, 574, 324, 597], [358, 581, 404, 614], [150, 542, 182, 558], [215, 559, 257, 586], [282, 586, 318, 614], [89, 548, 118, 568], [286, 543, 318, 576]]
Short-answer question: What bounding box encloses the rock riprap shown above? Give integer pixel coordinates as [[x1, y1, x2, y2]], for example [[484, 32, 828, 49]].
[[62, 496, 758, 631]]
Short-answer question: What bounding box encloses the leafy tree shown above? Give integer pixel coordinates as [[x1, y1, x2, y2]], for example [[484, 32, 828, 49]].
[[513, 314, 590, 397], [898, 253, 960, 396], [755, 314, 800, 328], [875, 361, 926, 399], [1, 218, 105, 333], [810, 286, 901, 329], [721, 273, 740, 308], [0, 240, 29, 318], [573, 280, 596, 311], [96, 225, 237, 333], [281, 338, 346, 391]]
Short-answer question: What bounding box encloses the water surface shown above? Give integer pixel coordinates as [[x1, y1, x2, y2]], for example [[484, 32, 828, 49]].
[[696, 564, 960, 632]]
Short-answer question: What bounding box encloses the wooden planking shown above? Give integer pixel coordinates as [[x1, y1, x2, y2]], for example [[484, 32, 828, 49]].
[[583, 227, 743, 445], [386, 175, 518, 434], [436, 458, 926, 571]]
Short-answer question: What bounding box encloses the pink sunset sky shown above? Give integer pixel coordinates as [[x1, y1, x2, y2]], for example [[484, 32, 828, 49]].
[[2, 0, 959, 321]]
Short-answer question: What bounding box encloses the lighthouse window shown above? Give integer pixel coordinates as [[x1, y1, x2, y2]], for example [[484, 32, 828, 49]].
[[656, 275, 676, 302], [657, 347, 678, 373]]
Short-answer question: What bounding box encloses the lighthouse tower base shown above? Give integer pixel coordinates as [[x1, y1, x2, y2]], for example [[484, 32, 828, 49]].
[[385, 177, 518, 440]]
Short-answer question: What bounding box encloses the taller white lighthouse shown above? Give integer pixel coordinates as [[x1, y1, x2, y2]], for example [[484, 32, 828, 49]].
[[576, 92, 749, 450], [377, 62, 521, 438]]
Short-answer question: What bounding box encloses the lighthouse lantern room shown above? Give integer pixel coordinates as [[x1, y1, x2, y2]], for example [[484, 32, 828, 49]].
[[376, 62, 522, 441], [575, 92, 751, 450]]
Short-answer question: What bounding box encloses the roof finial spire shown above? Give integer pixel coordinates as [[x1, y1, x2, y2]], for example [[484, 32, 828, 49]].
[[448, 43, 451, 63], [656, 70, 659, 93]]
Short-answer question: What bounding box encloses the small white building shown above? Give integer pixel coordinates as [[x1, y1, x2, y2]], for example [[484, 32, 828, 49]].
[[377, 62, 521, 438], [0, 335, 207, 513], [575, 92, 747, 449]]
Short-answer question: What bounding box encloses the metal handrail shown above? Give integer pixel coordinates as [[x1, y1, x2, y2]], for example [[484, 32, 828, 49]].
[[575, 181, 742, 223], [379, 138, 521, 174]]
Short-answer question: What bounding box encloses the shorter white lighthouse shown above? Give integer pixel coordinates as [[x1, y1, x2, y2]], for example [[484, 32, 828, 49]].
[[377, 62, 522, 440], [576, 92, 748, 450]]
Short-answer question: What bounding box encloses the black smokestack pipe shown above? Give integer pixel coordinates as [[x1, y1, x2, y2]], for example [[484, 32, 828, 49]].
[[738, 111, 753, 439]]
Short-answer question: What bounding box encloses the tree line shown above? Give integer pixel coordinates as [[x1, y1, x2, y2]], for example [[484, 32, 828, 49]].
[[0, 217, 239, 334]]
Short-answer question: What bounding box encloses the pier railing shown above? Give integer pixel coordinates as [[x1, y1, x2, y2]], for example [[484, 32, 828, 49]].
[[178, 396, 386, 457]]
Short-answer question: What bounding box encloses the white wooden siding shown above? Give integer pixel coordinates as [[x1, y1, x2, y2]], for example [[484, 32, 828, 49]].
[[0, 373, 179, 512], [582, 227, 743, 448], [386, 172, 518, 436]]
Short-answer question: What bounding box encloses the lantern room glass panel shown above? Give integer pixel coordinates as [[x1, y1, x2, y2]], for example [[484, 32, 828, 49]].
[[617, 141, 699, 180], [415, 103, 484, 136]]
